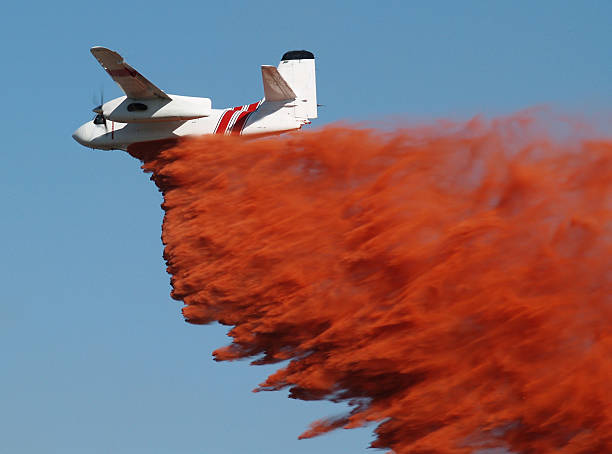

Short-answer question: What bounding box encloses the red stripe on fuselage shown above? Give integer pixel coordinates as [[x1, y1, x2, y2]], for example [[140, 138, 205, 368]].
[[228, 101, 261, 135], [215, 110, 235, 134], [215, 101, 261, 135], [230, 111, 251, 135]]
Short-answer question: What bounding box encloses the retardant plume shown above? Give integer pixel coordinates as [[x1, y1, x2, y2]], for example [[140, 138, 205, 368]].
[[128, 116, 611, 454]]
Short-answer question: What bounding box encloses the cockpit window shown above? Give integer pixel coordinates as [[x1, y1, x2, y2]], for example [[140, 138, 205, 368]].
[[127, 102, 148, 112], [93, 114, 106, 125]]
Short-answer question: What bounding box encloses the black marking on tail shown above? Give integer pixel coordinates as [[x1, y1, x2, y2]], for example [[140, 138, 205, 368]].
[[281, 50, 314, 60]]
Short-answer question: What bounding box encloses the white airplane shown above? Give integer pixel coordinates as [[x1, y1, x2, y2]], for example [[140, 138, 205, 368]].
[[72, 47, 317, 151]]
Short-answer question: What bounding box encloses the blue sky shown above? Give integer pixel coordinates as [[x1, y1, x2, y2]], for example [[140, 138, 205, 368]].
[[1, 1, 611, 453]]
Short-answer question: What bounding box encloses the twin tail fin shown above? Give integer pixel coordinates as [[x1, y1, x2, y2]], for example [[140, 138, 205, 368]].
[[260, 50, 317, 119]]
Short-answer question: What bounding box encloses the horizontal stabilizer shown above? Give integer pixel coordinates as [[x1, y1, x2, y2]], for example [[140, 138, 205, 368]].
[[261, 65, 296, 102]]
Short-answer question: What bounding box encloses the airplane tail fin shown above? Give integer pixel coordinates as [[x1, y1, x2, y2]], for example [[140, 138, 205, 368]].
[[276, 50, 317, 119]]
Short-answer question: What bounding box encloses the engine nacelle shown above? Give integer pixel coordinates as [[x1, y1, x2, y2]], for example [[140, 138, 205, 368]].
[[102, 95, 212, 123]]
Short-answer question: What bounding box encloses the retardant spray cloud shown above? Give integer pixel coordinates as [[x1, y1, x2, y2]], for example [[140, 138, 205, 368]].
[[129, 116, 611, 453]]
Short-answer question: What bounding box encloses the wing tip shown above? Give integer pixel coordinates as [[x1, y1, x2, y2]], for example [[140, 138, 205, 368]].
[[90, 46, 122, 59], [90, 46, 110, 53]]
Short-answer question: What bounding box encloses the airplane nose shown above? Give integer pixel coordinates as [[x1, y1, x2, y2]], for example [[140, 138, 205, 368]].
[[72, 124, 90, 146]]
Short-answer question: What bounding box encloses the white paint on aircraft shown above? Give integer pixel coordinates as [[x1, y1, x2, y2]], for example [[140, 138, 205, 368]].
[[73, 47, 317, 151]]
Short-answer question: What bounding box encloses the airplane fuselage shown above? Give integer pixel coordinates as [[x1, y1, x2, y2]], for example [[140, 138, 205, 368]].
[[73, 97, 308, 151]]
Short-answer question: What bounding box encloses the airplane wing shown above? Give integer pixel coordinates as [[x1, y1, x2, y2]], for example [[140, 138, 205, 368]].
[[261, 65, 296, 101], [90, 47, 171, 100]]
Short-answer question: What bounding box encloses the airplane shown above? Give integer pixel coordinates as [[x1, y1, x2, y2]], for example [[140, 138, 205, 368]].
[[72, 47, 317, 152]]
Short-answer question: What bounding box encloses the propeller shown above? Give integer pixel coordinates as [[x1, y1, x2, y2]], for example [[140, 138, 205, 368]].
[[92, 86, 104, 114], [90, 86, 108, 128]]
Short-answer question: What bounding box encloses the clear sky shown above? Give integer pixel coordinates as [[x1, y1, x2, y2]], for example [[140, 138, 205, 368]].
[[1, 1, 611, 453]]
